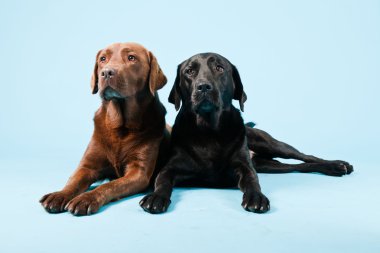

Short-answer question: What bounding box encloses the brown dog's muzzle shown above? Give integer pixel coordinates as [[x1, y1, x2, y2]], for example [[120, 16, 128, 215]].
[[99, 67, 124, 101]]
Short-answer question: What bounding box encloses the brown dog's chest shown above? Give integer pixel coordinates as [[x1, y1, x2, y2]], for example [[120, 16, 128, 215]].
[[99, 130, 143, 177], [92, 98, 166, 178]]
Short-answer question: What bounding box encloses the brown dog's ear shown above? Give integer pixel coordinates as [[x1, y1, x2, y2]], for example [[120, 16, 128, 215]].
[[148, 51, 167, 96], [231, 64, 247, 112], [168, 65, 182, 111], [90, 50, 101, 94]]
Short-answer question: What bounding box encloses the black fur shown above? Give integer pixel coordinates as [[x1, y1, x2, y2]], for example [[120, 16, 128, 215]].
[[141, 53, 269, 214], [140, 53, 353, 214]]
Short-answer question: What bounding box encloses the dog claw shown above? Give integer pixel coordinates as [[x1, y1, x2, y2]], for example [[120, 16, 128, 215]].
[[40, 191, 74, 214], [242, 191, 270, 214], [140, 194, 171, 214]]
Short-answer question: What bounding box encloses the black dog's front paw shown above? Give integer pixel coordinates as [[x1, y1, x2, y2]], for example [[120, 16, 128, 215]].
[[242, 191, 270, 213], [139, 193, 171, 214]]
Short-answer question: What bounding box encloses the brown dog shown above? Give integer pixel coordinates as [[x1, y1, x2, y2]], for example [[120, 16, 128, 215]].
[[40, 42, 169, 216]]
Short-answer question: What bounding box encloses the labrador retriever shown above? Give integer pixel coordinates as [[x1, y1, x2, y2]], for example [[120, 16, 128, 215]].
[[140, 53, 353, 214], [40, 42, 169, 216]]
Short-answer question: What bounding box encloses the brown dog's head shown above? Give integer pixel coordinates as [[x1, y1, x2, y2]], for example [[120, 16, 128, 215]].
[[90, 42, 167, 100], [169, 53, 247, 117]]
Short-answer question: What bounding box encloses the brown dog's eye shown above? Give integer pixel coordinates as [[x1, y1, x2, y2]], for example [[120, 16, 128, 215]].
[[216, 65, 224, 72], [100, 56, 106, 62], [186, 68, 194, 76], [128, 55, 136, 61]]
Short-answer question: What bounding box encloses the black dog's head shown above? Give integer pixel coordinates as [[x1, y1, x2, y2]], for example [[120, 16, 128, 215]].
[[169, 53, 247, 127]]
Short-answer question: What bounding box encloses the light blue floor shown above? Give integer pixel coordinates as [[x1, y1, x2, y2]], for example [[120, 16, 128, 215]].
[[1, 157, 378, 253]]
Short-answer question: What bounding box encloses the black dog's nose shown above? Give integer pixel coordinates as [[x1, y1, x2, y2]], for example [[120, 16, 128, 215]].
[[196, 83, 213, 93], [101, 68, 115, 80]]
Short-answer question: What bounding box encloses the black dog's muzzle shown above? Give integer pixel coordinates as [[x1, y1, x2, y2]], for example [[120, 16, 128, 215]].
[[195, 99, 218, 114]]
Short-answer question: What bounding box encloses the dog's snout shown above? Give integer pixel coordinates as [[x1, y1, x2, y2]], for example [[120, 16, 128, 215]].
[[196, 83, 213, 93], [101, 68, 116, 80]]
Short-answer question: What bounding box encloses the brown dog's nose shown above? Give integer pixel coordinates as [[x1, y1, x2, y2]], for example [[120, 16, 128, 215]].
[[196, 83, 213, 93], [101, 68, 116, 80]]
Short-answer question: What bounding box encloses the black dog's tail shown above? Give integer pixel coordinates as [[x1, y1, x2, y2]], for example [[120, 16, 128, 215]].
[[245, 121, 256, 128], [245, 122, 257, 152], [245, 121, 276, 159]]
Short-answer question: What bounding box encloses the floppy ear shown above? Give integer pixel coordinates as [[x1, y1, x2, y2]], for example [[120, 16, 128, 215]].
[[148, 51, 167, 96], [168, 65, 182, 111], [90, 50, 101, 94], [231, 64, 247, 112]]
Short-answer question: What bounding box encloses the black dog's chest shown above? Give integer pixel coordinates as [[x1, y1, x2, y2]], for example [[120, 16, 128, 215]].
[[178, 141, 236, 187], [188, 138, 234, 172], [171, 108, 246, 186], [195, 143, 225, 161]]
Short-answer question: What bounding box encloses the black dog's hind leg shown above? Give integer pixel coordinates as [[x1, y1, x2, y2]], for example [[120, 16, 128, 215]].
[[252, 157, 350, 176], [245, 126, 353, 175], [246, 127, 324, 162]]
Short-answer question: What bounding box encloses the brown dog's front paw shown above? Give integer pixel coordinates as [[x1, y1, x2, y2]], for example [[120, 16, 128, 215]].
[[65, 191, 104, 216], [242, 191, 270, 213], [139, 193, 171, 214], [40, 191, 74, 213]]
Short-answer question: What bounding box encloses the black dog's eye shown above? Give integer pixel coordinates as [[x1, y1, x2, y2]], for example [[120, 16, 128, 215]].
[[100, 56, 106, 62], [128, 55, 136, 61], [216, 65, 224, 72], [186, 68, 195, 76]]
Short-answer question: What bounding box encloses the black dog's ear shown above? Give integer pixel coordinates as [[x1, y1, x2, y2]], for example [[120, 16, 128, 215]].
[[90, 50, 101, 94], [231, 64, 247, 112], [168, 65, 182, 111]]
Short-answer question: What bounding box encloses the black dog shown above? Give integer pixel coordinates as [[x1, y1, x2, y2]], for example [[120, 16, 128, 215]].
[[140, 53, 353, 214]]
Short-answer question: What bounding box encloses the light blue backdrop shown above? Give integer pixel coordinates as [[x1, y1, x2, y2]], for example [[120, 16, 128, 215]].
[[0, 1, 379, 253]]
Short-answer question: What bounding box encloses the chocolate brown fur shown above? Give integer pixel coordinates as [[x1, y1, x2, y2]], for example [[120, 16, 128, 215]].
[[40, 43, 169, 216]]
